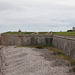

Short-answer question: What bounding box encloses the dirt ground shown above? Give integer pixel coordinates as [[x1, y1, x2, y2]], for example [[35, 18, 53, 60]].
[[0, 46, 74, 75]]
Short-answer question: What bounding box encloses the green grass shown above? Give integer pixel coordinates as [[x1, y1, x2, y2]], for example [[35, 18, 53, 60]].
[[22, 32, 34, 34], [35, 45, 44, 49], [2, 31, 75, 36], [2, 32, 19, 34], [38, 32, 48, 34], [14, 46, 33, 48], [2, 32, 34, 34], [2, 32, 48, 34], [43, 44, 53, 47], [53, 32, 75, 36]]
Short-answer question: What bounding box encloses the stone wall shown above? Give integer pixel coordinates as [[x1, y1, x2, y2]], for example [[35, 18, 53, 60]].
[[1, 34, 18, 46], [0, 46, 3, 75], [0, 34, 1, 45], [52, 35, 75, 59], [1, 34, 53, 46], [0, 47, 1, 75], [1, 34, 75, 59]]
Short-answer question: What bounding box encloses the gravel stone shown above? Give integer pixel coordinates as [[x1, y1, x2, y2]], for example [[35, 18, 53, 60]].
[[0, 46, 74, 75]]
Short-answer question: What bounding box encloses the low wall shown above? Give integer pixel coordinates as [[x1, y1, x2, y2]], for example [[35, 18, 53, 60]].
[[0, 46, 3, 75], [52, 35, 75, 59], [0, 34, 1, 45], [1, 34, 53, 46], [0, 47, 1, 75]]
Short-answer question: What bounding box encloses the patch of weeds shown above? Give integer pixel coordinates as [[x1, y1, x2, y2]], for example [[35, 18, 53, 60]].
[[72, 66, 75, 72], [46, 47, 75, 67], [69, 59, 75, 66], [58, 53, 75, 66], [48, 47, 63, 53], [53, 51, 63, 55], [15, 46, 27, 48], [43, 44, 53, 47], [36, 45, 44, 49], [14, 46, 17, 48]]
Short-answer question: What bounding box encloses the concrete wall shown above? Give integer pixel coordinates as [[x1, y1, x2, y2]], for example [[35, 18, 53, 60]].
[[0, 34, 1, 45], [52, 35, 75, 59], [0, 46, 3, 75], [1, 34, 53, 46], [1, 34, 18, 46], [1, 34, 75, 59], [0, 47, 1, 75]]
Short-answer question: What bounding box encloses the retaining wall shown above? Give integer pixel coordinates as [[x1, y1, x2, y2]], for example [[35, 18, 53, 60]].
[[0, 34, 1, 45], [0, 47, 1, 75], [1, 34, 75, 59], [52, 35, 75, 59], [0, 46, 3, 75], [1, 34, 53, 46]]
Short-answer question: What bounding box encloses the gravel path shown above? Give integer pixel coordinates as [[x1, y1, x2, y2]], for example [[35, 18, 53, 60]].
[[0, 46, 74, 75]]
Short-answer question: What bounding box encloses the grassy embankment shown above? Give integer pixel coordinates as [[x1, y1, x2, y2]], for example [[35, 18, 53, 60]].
[[2, 31, 75, 36], [2, 32, 48, 34], [2, 32, 34, 34], [53, 32, 75, 36]]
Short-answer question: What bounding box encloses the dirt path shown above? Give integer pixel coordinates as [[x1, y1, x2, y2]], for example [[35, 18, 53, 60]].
[[0, 46, 74, 75]]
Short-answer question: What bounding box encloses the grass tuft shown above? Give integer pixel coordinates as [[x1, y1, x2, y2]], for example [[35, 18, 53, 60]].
[[43, 44, 53, 47], [35, 45, 44, 49]]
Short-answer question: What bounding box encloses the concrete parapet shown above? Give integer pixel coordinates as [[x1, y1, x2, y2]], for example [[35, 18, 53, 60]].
[[52, 35, 75, 59]]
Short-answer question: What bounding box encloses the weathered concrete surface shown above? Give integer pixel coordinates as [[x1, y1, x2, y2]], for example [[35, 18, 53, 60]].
[[1, 34, 75, 60], [0, 46, 74, 75], [0, 46, 3, 75], [53, 35, 75, 59], [0, 34, 1, 45], [1, 34, 53, 46], [0, 47, 1, 75]]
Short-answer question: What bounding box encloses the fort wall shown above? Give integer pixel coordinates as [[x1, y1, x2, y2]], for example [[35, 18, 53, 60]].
[[0, 34, 75, 59], [1, 34, 53, 46], [52, 35, 75, 59], [0, 34, 1, 45]]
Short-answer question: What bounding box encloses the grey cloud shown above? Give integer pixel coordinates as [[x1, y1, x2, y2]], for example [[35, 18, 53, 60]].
[[0, 1, 25, 11], [0, 0, 75, 33]]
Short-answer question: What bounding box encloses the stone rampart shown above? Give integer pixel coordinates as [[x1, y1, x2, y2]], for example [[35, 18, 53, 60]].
[[1, 34, 75, 59], [0, 46, 3, 75], [1, 34, 53, 46], [0, 34, 1, 45], [52, 35, 75, 59]]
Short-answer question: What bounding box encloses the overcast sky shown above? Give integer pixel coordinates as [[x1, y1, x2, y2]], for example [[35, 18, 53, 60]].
[[0, 0, 75, 33]]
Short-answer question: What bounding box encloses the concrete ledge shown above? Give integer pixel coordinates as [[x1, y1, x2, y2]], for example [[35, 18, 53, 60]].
[[53, 35, 75, 41]]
